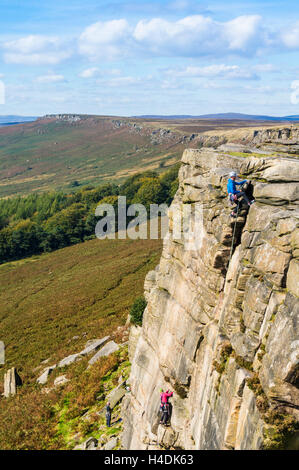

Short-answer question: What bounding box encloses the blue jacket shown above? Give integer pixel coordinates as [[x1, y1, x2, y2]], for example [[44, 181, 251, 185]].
[[227, 178, 247, 195]]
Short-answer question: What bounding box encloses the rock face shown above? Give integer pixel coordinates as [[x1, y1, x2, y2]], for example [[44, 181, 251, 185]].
[[122, 144, 299, 450], [4, 368, 22, 397]]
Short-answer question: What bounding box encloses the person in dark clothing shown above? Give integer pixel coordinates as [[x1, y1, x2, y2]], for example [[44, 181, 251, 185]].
[[106, 402, 112, 427], [161, 403, 170, 425], [227, 172, 254, 217]]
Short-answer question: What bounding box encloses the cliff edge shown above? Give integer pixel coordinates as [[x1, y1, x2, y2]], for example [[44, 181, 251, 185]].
[[122, 134, 299, 450]]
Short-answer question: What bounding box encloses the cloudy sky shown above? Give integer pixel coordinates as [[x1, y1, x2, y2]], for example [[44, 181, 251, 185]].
[[1, 0, 299, 116]]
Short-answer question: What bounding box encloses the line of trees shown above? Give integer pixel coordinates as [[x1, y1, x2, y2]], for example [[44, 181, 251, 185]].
[[0, 164, 179, 264]]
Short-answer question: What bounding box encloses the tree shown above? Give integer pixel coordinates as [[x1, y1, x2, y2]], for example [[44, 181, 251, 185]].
[[133, 179, 166, 210], [130, 296, 147, 326]]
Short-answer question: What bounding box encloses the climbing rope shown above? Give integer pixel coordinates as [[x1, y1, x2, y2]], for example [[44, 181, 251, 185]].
[[227, 200, 240, 268]]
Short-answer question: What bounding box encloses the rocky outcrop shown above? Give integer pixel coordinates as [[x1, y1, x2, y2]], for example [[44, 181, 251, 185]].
[[88, 341, 119, 365], [37, 364, 57, 385], [195, 125, 299, 154], [4, 368, 22, 397], [54, 375, 69, 387], [37, 336, 111, 384], [122, 143, 299, 450]]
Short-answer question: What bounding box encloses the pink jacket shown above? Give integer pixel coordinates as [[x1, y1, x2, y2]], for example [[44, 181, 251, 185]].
[[161, 391, 173, 404]]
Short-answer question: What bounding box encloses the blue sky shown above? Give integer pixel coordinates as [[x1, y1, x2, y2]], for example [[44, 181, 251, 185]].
[[1, 0, 299, 116]]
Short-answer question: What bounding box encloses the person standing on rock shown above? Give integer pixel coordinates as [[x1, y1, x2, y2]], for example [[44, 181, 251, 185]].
[[227, 171, 254, 217], [106, 401, 112, 427]]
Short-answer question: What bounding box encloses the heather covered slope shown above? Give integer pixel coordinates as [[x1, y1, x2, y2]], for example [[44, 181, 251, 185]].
[[0, 235, 162, 386], [0, 234, 162, 449], [0, 115, 184, 197]]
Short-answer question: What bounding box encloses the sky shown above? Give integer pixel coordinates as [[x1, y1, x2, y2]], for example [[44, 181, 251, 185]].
[[1, 0, 299, 117]]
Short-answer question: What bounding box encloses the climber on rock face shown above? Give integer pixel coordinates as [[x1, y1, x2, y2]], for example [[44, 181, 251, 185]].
[[227, 171, 254, 218], [161, 389, 173, 404], [159, 389, 173, 426]]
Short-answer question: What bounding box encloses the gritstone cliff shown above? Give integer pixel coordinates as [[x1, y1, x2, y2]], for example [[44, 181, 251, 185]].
[[122, 129, 299, 450]]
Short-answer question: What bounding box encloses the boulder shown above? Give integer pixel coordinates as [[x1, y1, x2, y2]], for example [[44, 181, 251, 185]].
[[103, 437, 119, 451], [84, 437, 98, 450], [4, 368, 22, 397], [74, 437, 98, 450], [79, 336, 110, 356], [37, 364, 56, 385], [58, 353, 82, 368], [88, 341, 119, 365], [106, 383, 126, 409], [54, 375, 69, 387], [157, 426, 178, 449]]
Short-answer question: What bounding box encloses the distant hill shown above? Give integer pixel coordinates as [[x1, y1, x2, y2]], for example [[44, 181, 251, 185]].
[[0, 113, 294, 198], [0, 115, 185, 197], [0, 115, 37, 126], [135, 113, 299, 121]]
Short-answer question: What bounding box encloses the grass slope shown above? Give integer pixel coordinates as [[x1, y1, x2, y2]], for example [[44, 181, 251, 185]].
[[0, 235, 162, 385], [0, 115, 275, 198], [0, 116, 184, 197]]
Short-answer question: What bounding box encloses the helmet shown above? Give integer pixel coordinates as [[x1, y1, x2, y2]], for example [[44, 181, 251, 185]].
[[229, 171, 237, 177]]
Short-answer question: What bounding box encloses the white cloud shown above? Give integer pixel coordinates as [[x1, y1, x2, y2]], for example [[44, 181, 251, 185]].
[[79, 67, 100, 78], [79, 67, 123, 79], [78, 19, 131, 60], [243, 84, 273, 93], [281, 22, 299, 49], [77, 14, 268, 61], [253, 63, 277, 73], [3, 35, 71, 65], [224, 15, 262, 51], [167, 64, 258, 80], [97, 76, 141, 87], [36, 74, 66, 83], [6, 15, 299, 71], [133, 14, 265, 57]]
